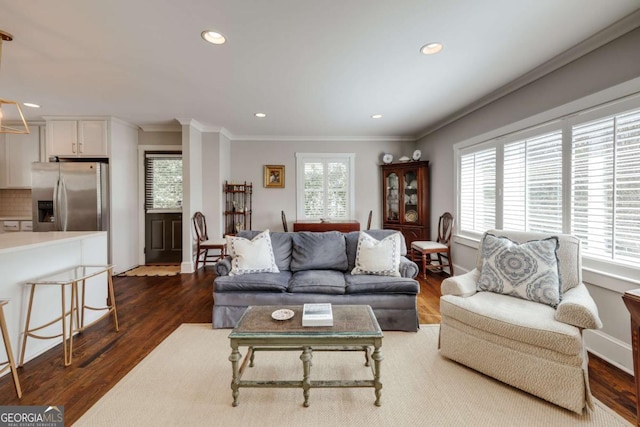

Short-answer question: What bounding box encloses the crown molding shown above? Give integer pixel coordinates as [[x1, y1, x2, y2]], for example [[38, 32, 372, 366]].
[[175, 118, 206, 131], [140, 121, 415, 142], [416, 9, 640, 140], [228, 134, 415, 142], [139, 124, 181, 132]]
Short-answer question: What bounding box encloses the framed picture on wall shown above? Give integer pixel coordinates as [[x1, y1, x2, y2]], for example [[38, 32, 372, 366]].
[[264, 165, 285, 188]]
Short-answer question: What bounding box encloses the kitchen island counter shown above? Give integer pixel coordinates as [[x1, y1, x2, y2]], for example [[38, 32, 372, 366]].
[[0, 231, 105, 254], [0, 231, 109, 368]]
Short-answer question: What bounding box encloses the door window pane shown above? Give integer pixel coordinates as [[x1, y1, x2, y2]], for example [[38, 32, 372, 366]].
[[145, 154, 183, 210]]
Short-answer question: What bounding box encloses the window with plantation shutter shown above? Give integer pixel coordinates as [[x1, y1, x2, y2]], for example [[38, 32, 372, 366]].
[[455, 95, 640, 277], [459, 147, 496, 233], [503, 130, 563, 233], [572, 108, 640, 264], [296, 153, 354, 219], [145, 153, 183, 211]]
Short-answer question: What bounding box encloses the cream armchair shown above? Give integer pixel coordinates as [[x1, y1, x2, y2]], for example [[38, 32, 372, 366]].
[[439, 230, 602, 414]]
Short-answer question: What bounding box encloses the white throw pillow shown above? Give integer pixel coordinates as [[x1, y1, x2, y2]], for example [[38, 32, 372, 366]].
[[351, 231, 402, 277], [226, 230, 280, 275], [477, 233, 561, 308]]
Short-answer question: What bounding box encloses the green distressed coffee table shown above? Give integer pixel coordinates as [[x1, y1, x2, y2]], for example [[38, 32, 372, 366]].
[[228, 304, 383, 407]]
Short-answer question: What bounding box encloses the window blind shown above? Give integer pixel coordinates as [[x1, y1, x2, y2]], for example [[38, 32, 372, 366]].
[[460, 147, 496, 233], [504, 130, 563, 233], [572, 108, 640, 263], [145, 154, 183, 210], [299, 156, 351, 219]]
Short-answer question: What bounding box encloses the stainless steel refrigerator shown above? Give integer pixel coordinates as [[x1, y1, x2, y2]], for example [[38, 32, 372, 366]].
[[31, 162, 109, 232]]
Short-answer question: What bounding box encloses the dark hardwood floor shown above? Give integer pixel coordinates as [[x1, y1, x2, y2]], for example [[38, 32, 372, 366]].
[[0, 268, 636, 425]]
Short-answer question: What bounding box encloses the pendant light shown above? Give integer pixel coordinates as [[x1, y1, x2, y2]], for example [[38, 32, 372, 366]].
[[0, 30, 29, 134]]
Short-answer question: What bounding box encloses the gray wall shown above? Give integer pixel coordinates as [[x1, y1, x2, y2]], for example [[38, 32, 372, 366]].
[[227, 139, 414, 232], [416, 27, 640, 373]]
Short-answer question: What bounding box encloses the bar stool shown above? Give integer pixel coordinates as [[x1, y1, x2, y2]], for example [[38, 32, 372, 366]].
[[0, 300, 22, 398], [20, 265, 118, 367]]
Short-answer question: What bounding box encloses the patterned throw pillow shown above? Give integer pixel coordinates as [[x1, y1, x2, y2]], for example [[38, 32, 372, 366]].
[[477, 233, 561, 308], [351, 231, 402, 277], [226, 229, 279, 276]]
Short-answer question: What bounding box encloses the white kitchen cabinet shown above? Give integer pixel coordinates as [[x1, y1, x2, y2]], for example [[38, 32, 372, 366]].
[[47, 119, 107, 157], [0, 128, 41, 188]]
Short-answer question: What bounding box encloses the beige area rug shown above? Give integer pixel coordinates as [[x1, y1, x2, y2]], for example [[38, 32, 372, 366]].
[[73, 324, 630, 427], [117, 265, 180, 277]]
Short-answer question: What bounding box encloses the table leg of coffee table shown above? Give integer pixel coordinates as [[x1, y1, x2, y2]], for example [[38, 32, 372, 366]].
[[372, 343, 383, 406], [300, 346, 312, 407], [229, 341, 241, 407]]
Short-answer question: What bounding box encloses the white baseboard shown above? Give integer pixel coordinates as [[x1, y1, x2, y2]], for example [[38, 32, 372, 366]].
[[584, 329, 634, 376], [181, 261, 195, 274]]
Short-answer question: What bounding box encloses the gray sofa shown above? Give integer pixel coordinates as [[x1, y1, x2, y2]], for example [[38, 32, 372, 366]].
[[213, 229, 420, 331]]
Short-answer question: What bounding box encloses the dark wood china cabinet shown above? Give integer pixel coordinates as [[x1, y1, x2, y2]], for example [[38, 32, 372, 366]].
[[381, 161, 430, 249]]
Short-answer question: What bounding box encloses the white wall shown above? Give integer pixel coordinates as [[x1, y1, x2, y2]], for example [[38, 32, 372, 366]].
[[109, 118, 139, 274], [201, 132, 230, 238], [180, 121, 203, 273], [416, 27, 640, 373], [226, 139, 414, 232]]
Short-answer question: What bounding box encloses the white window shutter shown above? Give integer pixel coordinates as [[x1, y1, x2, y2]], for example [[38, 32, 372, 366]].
[[504, 131, 563, 233], [460, 148, 496, 233], [296, 153, 354, 220], [572, 109, 640, 263]]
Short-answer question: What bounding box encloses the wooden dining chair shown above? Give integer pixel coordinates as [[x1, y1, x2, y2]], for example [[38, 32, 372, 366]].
[[281, 210, 288, 232], [193, 212, 226, 270], [411, 212, 454, 278]]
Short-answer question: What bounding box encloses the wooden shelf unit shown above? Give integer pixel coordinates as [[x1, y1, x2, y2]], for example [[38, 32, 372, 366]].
[[224, 181, 252, 235], [380, 161, 430, 248]]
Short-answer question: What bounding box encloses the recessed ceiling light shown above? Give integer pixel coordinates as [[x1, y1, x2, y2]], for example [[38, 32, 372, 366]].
[[371, 114, 383, 119], [23, 102, 40, 108], [420, 42, 443, 55], [201, 30, 227, 45], [254, 112, 266, 118]]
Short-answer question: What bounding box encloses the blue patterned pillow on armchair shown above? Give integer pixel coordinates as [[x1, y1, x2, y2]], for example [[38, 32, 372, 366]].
[[477, 233, 561, 308]]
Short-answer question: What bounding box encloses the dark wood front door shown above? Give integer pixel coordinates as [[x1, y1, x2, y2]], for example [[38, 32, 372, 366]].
[[144, 152, 183, 264], [145, 212, 182, 264]]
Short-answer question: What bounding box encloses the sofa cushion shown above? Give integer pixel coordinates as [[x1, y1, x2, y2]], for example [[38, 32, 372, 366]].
[[345, 273, 419, 295], [288, 270, 346, 294], [440, 292, 582, 356], [477, 234, 561, 308], [351, 231, 402, 277], [346, 230, 407, 270], [290, 231, 348, 271], [226, 230, 279, 275], [236, 230, 292, 271], [214, 271, 292, 292]]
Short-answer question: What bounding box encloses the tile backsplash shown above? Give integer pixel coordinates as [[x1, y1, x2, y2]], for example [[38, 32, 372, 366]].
[[0, 189, 32, 217]]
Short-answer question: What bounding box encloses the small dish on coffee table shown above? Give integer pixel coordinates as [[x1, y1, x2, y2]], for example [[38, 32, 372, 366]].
[[271, 308, 295, 321]]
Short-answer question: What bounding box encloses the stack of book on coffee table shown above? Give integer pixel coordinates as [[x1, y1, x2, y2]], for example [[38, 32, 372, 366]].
[[302, 303, 333, 327]]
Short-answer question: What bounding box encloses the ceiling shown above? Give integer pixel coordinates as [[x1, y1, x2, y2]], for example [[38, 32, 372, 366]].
[[1, 1, 639, 140]]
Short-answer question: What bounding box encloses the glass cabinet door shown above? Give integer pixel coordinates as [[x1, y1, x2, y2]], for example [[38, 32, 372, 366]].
[[403, 169, 419, 224], [385, 172, 400, 221]]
